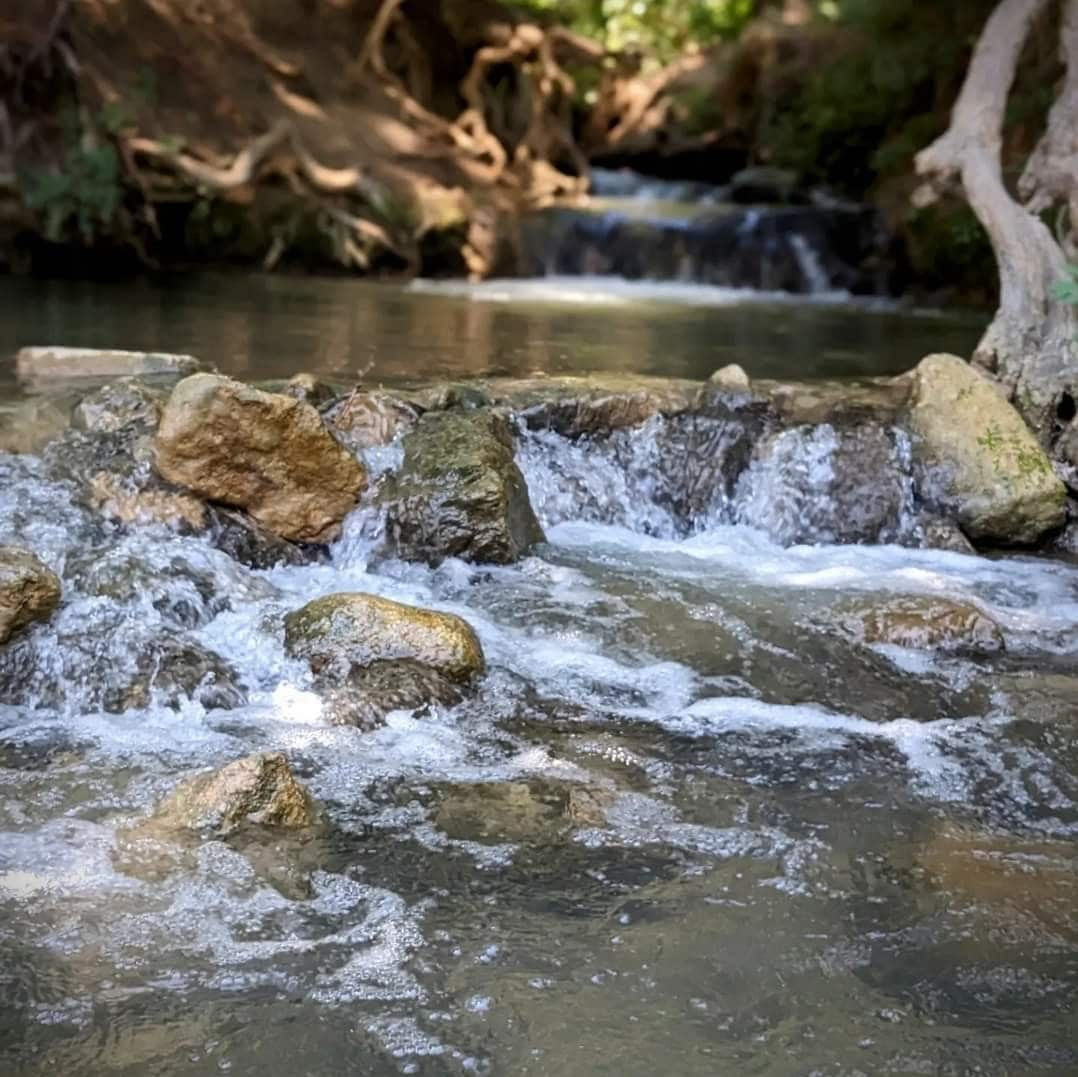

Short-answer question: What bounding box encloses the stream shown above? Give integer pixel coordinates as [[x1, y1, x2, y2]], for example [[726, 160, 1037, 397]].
[[1, 196, 1077, 1075]]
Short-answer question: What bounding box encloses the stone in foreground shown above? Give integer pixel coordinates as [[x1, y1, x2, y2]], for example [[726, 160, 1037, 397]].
[[285, 592, 485, 727], [154, 374, 367, 543], [907, 354, 1066, 544], [16, 347, 202, 389], [146, 752, 319, 838], [0, 547, 61, 645], [385, 410, 544, 564], [285, 592, 485, 682]]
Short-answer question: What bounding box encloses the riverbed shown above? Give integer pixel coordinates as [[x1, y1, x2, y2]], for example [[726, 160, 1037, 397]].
[[1, 273, 1076, 1075]]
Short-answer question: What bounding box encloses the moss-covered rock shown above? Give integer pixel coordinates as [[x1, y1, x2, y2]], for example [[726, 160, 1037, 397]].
[[0, 546, 61, 645], [384, 410, 544, 565], [907, 354, 1066, 545], [154, 374, 367, 543]]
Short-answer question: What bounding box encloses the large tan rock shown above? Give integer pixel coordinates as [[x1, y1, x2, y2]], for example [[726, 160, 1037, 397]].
[[154, 374, 367, 543], [907, 354, 1066, 544], [0, 546, 61, 645], [284, 592, 484, 683]]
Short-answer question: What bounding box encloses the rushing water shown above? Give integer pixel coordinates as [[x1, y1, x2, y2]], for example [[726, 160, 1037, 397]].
[[2, 266, 1076, 1074]]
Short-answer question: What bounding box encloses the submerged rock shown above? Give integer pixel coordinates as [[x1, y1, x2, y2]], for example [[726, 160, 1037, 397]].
[[143, 753, 319, 838], [154, 374, 367, 543], [433, 778, 613, 844], [0, 396, 73, 454], [845, 595, 1004, 654], [0, 546, 61, 645], [284, 592, 485, 726], [907, 354, 1066, 544], [384, 410, 544, 565]]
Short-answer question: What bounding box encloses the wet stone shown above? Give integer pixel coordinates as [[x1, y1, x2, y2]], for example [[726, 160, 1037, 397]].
[[0, 546, 61, 646]]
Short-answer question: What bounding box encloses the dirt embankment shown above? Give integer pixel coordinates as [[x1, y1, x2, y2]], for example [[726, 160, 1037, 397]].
[[2, 0, 614, 277]]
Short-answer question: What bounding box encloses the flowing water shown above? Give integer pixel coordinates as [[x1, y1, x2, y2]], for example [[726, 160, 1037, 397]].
[[2, 215, 1077, 1074]]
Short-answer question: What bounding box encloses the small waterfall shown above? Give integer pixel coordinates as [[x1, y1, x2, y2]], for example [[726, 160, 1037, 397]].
[[516, 415, 919, 546], [516, 170, 893, 296]]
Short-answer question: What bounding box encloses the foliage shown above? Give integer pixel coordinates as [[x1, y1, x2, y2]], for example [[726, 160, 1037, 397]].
[[516, 0, 757, 61], [1052, 265, 1078, 307], [18, 116, 125, 245]]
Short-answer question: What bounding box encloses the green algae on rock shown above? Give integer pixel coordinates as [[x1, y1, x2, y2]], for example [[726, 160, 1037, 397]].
[[906, 354, 1066, 545]]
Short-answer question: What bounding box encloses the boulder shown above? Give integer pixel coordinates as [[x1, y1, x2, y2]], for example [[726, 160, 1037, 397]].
[[906, 354, 1066, 544], [384, 410, 544, 565], [915, 514, 976, 555], [138, 753, 319, 839], [154, 374, 367, 543], [845, 595, 1004, 654], [284, 592, 485, 726], [16, 347, 202, 390], [0, 546, 61, 645]]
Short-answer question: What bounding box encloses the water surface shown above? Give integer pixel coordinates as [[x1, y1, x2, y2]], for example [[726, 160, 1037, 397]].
[[0, 273, 983, 397]]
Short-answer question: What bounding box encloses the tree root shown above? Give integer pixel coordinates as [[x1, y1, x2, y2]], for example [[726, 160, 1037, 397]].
[[915, 0, 1077, 445]]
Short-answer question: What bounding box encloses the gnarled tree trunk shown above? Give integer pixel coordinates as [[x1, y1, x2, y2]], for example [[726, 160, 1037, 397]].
[[915, 0, 1078, 447]]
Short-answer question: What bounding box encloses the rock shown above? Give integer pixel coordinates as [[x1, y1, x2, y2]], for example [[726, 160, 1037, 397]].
[[16, 347, 202, 391], [727, 165, 799, 205], [284, 592, 485, 727], [845, 595, 1004, 654], [208, 507, 317, 570], [738, 422, 911, 545], [755, 376, 912, 426], [285, 592, 484, 683], [906, 354, 1066, 544], [154, 374, 367, 543], [280, 372, 338, 409], [72, 377, 165, 434], [0, 397, 73, 454], [104, 635, 247, 713], [384, 410, 544, 565], [0, 546, 61, 645], [433, 778, 613, 844], [139, 753, 319, 839], [87, 471, 209, 531], [323, 389, 419, 453], [482, 374, 697, 438], [708, 364, 751, 392], [916, 514, 976, 555]]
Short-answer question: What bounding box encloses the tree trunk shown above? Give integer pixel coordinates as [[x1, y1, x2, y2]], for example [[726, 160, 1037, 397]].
[[915, 0, 1078, 446]]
